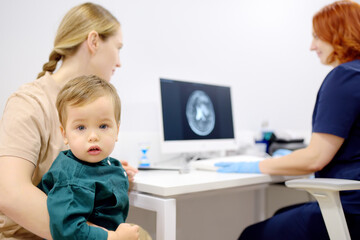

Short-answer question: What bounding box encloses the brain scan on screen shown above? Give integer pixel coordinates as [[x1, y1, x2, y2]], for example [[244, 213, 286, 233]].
[[185, 90, 215, 136]]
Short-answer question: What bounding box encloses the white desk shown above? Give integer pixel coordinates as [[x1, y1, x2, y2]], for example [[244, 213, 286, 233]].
[[129, 169, 299, 240]]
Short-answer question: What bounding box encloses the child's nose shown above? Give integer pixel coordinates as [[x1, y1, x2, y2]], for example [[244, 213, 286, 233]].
[[88, 130, 99, 142]]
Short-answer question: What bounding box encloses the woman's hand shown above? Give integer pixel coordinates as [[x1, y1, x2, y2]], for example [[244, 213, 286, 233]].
[[120, 160, 138, 182]]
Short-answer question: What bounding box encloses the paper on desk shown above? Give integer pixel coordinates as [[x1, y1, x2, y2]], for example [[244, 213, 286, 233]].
[[189, 155, 266, 171]]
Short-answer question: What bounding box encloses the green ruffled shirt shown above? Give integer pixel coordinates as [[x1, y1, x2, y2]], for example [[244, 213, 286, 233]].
[[38, 150, 129, 240]]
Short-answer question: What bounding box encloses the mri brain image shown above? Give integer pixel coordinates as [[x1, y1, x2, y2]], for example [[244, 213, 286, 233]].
[[186, 90, 215, 136]]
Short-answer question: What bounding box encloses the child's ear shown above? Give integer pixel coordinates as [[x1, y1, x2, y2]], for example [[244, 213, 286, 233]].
[[60, 125, 69, 145], [116, 122, 120, 142]]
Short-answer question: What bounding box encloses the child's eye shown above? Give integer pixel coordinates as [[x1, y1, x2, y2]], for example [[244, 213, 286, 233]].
[[100, 124, 108, 129], [77, 125, 85, 131]]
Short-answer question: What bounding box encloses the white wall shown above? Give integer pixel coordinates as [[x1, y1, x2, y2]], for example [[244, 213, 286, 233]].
[[0, 0, 347, 164]]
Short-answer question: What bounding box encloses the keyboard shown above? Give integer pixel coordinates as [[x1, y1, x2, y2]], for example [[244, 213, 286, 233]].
[[189, 155, 266, 171]]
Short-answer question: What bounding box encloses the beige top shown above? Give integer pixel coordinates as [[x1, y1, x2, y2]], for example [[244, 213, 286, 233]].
[[0, 72, 67, 239]]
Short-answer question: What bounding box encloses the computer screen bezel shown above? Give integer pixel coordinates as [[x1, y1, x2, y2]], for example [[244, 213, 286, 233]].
[[159, 77, 238, 154]]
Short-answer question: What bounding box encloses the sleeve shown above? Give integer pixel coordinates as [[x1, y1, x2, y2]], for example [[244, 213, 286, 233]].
[[313, 66, 360, 138], [47, 184, 108, 240], [0, 93, 46, 164]]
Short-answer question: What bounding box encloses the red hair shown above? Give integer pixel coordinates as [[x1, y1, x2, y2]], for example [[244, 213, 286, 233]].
[[313, 0, 360, 64]]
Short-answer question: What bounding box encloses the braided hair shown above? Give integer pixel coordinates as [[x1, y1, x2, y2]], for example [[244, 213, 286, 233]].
[[37, 2, 120, 79]]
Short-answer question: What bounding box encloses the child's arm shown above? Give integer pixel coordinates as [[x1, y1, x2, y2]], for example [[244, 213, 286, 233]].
[[47, 185, 108, 240]]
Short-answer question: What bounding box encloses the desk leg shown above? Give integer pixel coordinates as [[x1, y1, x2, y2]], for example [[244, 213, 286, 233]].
[[129, 191, 176, 240], [254, 187, 267, 222]]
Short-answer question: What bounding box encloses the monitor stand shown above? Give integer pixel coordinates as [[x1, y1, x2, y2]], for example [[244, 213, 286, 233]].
[[139, 151, 226, 173]]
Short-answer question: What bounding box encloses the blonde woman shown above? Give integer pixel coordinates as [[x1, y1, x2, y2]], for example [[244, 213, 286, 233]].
[[0, 2, 141, 239]]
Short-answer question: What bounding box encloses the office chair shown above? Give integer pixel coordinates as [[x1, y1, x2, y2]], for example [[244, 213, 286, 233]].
[[285, 178, 360, 240]]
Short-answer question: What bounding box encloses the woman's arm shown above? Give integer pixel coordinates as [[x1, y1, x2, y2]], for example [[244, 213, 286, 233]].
[[0, 156, 52, 239], [259, 132, 344, 175]]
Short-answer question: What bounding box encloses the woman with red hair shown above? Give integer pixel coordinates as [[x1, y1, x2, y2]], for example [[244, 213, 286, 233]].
[[236, 1, 360, 239]]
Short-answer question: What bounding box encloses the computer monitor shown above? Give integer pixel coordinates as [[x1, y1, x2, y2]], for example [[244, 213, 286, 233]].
[[159, 78, 237, 154]]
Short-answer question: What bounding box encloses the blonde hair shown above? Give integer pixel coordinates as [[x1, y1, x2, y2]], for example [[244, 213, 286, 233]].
[[56, 75, 121, 127], [37, 2, 120, 79]]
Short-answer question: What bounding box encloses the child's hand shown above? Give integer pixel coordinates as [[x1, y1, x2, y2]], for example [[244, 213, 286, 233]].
[[120, 160, 138, 182], [108, 223, 139, 240]]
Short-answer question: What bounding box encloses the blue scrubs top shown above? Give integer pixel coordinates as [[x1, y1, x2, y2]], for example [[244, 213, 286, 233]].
[[239, 60, 360, 240], [38, 150, 129, 240], [312, 59, 360, 214]]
